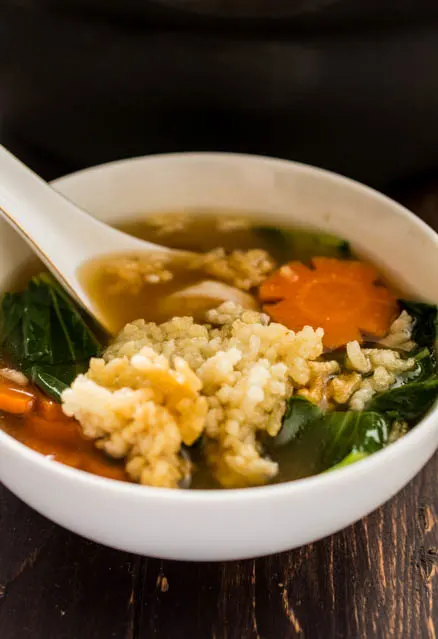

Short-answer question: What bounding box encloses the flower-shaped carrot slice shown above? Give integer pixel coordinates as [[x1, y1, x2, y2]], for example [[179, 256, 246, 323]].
[[259, 257, 398, 349]]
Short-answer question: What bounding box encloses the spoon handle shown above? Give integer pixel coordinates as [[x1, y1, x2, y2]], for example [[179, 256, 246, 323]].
[[0, 145, 138, 280]]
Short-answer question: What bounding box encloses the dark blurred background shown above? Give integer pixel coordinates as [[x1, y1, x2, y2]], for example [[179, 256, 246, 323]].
[[2, 0, 438, 190]]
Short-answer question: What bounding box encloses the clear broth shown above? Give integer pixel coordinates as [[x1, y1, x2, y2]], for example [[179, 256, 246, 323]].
[[78, 214, 274, 334]]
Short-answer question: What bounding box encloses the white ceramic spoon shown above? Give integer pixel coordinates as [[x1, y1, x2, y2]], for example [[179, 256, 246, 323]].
[[0, 146, 255, 331]]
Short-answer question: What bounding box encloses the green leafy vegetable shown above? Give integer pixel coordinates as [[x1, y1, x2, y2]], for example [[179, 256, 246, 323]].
[[256, 226, 351, 263], [271, 397, 389, 472], [318, 410, 389, 469], [367, 377, 438, 421], [364, 303, 438, 422], [0, 273, 102, 401], [271, 396, 322, 447], [325, 450, 369, 472], [400, 300, 437, 348], [365, 342, 438, 425], [401, 348, 436, 384]]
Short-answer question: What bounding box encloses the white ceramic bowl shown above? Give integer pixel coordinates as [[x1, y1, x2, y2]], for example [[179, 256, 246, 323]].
[[0, 153, 437, 561]]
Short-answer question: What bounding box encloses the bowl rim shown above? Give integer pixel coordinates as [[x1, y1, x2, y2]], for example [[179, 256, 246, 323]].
[[0, 151, 437, 503]]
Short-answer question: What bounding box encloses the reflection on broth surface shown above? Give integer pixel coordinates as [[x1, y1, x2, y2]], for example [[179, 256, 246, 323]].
[[0, 212, 436, 490], [79, 213, 278, 333]]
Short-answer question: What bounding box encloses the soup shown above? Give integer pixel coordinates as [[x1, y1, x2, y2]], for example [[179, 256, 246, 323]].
[[0, 212, 436, 489]]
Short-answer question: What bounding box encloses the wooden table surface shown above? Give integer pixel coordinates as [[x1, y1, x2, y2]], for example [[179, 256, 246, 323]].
[[0, 183, 437, 639]]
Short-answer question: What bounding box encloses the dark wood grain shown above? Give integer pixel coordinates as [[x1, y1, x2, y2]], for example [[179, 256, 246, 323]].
[[0, 187, 437, 639]]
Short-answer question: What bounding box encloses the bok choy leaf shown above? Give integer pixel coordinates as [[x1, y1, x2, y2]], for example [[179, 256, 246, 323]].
[[0, 273, 102, 401], [367, 376, 438, 421], [399, 300, 437, 349], [271, 397, 389, 472], [255, 226, 351, 263], [271, 396, 322, 447]]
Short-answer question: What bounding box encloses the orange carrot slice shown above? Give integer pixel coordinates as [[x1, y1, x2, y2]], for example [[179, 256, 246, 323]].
[[259, 257, 398, 349], [0, 382, 35, 414]]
